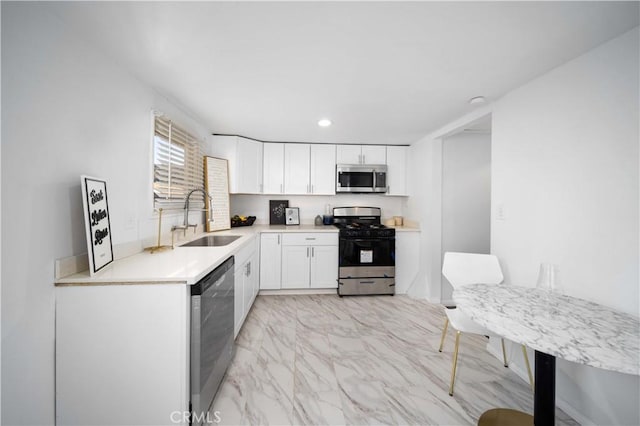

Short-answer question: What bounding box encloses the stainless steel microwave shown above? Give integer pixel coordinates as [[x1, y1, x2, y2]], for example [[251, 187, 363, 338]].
[[336, 164, 388, 193]]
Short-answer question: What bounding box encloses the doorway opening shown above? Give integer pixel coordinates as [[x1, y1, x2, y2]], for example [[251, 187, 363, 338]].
[[440, 115, 492, 304]]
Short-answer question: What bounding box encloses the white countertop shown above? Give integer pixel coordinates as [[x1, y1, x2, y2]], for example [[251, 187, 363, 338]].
[[56, 222, 418, 286], [454, 283, 640, 376], [56, 227, 258, 286], [387, 225, 421, 232], [255, 224, 339, 233], [56, 225, 338, 286]]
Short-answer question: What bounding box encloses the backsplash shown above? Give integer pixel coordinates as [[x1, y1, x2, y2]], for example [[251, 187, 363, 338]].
[[230, 194, 407, 225]]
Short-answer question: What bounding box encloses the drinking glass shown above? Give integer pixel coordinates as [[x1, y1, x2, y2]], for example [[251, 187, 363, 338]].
[[536, 263, 561, 293]]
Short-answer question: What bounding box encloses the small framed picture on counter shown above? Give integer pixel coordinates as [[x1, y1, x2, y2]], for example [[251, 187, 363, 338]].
[[269, 200, 289, 225], [81, 175, 114, 275], [285, 207, 300, 225]]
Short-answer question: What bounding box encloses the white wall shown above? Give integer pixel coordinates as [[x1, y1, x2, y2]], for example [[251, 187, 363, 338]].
[[441, 132, 491, 302], [489, 28, 638, 425], [406, 26, 639, 425], [1, 4, 210, 424], [230, 194, 406, 225]]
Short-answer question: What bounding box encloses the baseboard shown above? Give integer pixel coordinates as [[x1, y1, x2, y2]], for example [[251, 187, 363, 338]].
[[556, 398, 593, 426], [440, 298, 455, 306], [258, 288, 337, 296]]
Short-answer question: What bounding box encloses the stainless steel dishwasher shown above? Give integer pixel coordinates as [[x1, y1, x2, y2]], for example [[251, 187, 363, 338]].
[[190, 256, 234, 424]]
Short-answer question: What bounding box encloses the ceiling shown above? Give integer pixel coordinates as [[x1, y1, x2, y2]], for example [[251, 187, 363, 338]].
[[47, 2, 638, 145]]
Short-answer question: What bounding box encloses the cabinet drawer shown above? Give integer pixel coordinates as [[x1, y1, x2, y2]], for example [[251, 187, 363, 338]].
[[281, 233, 337, 246]]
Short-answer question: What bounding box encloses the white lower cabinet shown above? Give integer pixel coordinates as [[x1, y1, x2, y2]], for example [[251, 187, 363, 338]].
[[281, 233, 338, 289], [234, 235, 260, 337], [309, 245, 339, 288], [281, 245, 311, 288], [56, 284, 190, 426], [259, 232, 338, 290], [394, 231, 420, 294], [259, 233, 282, 289]]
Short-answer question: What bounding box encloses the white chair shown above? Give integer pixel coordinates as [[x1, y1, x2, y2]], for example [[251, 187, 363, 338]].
[[439, 252, 533, 396]]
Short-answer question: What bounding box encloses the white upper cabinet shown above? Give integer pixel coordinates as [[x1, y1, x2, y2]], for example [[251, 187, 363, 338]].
[[284, 144, 311, 194], [310, 144, 336, 195], [336, 145, 386, 165], [262, 143, 335, 195], [386, 146, 408, 196], [336, 145, 362, 164], [263, 143, 284, 194], [209, 136, 263, 194], [361, 145, 386, 165], [236, 137, 263, 194]]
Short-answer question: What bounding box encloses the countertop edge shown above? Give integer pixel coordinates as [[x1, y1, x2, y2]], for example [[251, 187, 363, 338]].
[[56, 280, 188, 287]]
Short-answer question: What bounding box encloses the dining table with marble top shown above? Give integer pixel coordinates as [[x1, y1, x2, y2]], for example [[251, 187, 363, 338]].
[[454, 283, 639, 426]]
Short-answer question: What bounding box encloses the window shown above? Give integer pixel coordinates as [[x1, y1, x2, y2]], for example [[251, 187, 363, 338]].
[[153, 115, 204, 208]]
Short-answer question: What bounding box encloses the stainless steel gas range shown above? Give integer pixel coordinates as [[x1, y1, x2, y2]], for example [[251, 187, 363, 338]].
[[333, 207, 395, 296]]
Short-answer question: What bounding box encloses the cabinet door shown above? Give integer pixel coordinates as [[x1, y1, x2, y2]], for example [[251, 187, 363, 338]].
[[361, 145, 386, 164], [237, 137, 263, 194], [259, 234, 282, 289], [310, 245, 339, 288], [234, 265, 245, 337], [336, 145, 362, 164], [253, 238, 260, 299], [386, 146, 408, 196], [281, 245, 311, 289], [243, 260, 254, 317], [310, 144, 336, 195], [284, 144, 311, 194], [394, 232, 420, 294], [263, 143, 284, 194]]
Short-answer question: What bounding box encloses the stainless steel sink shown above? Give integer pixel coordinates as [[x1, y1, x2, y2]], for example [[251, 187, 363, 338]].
[[181, 235, 242, 247]]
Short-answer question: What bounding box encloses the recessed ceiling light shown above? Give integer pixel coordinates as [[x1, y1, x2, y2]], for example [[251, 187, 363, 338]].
[[469, 96, 486, 105], [318, 119, 332, 127]]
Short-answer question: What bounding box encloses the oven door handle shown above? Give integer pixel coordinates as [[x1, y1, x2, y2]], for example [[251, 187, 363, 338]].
[[339, 238, 392, 244]]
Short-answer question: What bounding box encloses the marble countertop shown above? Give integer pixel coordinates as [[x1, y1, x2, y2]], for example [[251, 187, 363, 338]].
[[454, 283, 639, 376]]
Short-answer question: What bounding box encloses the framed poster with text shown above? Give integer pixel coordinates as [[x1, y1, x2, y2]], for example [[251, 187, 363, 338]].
[[81, 176, 114, 274]]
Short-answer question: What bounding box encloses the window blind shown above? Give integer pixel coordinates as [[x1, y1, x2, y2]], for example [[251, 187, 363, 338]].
[[153, 115, 204, 208]]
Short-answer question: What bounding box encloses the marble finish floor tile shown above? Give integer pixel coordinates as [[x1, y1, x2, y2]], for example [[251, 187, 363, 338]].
[[212, 294, 578, 426]]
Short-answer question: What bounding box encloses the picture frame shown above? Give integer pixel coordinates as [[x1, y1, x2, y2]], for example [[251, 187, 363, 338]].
[[204, 156, 231, 231], [285, 207, 300, 226], [81, 176, 114, 275], [269, 200, 289, 225]]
